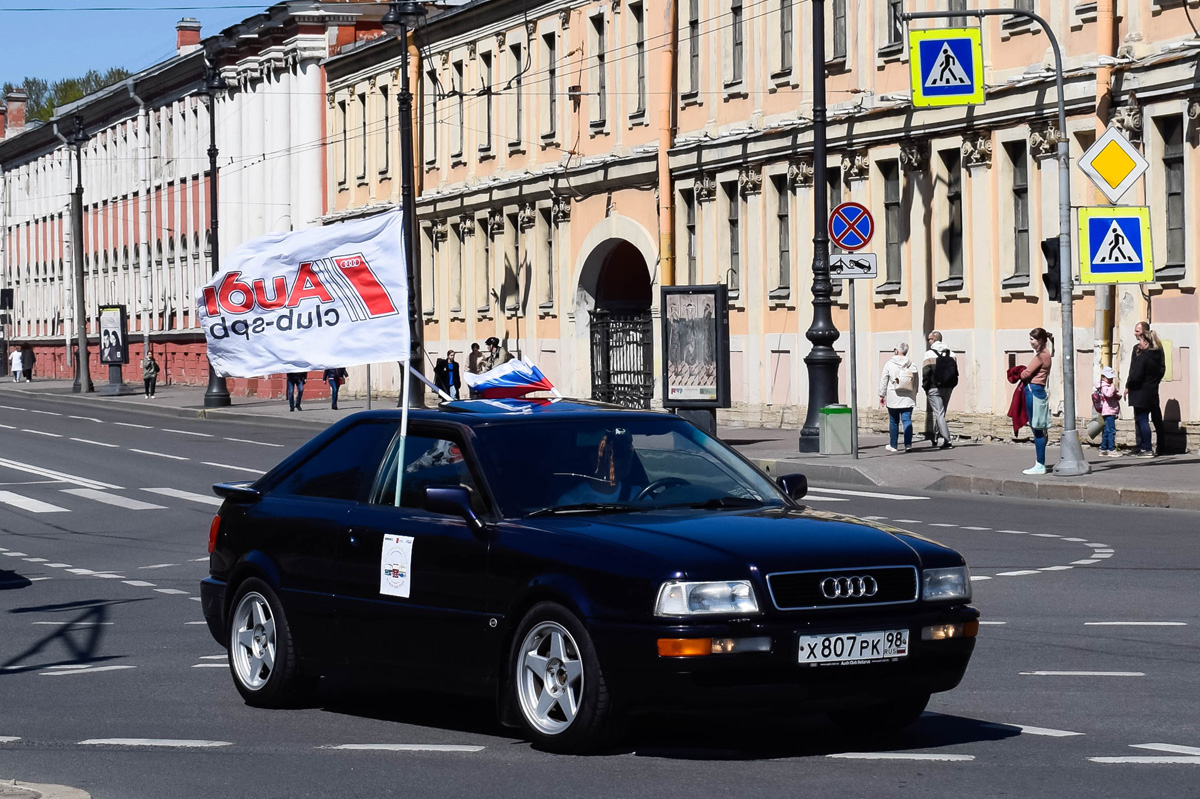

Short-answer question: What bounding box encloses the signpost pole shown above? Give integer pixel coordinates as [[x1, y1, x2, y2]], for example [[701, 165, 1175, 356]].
[[848, 280, 859, 459], [366, 364, 372, 410]]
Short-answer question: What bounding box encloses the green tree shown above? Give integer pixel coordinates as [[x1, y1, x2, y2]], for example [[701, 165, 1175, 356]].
[[4, 68, 132, 123]]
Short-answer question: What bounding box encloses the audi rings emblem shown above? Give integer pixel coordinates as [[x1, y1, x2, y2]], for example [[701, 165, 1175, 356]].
[[820, 575, 879, 599]]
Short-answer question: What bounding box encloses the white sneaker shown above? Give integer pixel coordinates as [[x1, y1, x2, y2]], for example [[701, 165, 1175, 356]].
[[885, 445, 898, 453], [1022, 464, 1047, 475]]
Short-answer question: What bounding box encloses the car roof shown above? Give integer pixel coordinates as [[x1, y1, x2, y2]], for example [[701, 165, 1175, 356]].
[[345, 398, 671, 427]]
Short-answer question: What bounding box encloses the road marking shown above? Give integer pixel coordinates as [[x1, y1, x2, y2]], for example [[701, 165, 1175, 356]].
[[0, 424, 14, 430], [22, 429, 62, 438], [969, 576, 992, 581], [807, 487, 929, 501], [1093, 549, 1114, 554], [961, 526, 991, 531], [192, 663, 226, 668], [3, 551, 29, 557], [122, 580, 156, 588], [60, 488, 167, 511], [224, 437, 284, 447], [983, 723, 1083, 737], [1072, 559, 1100, 565], [979, 621, 1006, 625], [1020, 671, 1144, 677], [929, 523, 958, 528], [1092, 553, 1113, 559], [154, 589, 190, 595], [1085, 622, 1187, 627], [66, 568, 96, 574], [1085, 543, 1109, 548], [0, 491, 69, 513], [894, 519, 923, 524], [827, 753, 974, 762], [201, 462, 266, 475], [44, 665, 92, 670], [70, 438, 120, 448], [1131, 744, 1200, 756], [801, 495, 848, 503], [1039, 566, 1073, 571], [323, 744, 487, 753], [199, 655, 226, 660], [0, 405, 25, 411], [164, 429, 213, 438], [69, 416, 103, 423], [138, 563, 178, 570], [142, 487, 222, 507], [185, 621, 208, 625], [1089, 756, 1200, 764], [998, 530, 1029, 535], [996, 570, 1040, 576], [0, 457, 121, 490], [1062, 537, 1088, 542], [114, 422, 153, 429], [41, 666, 136, 676], [29, 410, 62, 416], [32, 622, 113, 626], [190, 557, 208, 562], [92, 573, 125, 579], [129, 449, 188, 461], [78, 738, 231, 748], [0, 737, 19, 743], [1030, 533, 1060, 538], [46, 563, 70, 568], [23, 557, 48, 562], [860, 515, 888, 521]]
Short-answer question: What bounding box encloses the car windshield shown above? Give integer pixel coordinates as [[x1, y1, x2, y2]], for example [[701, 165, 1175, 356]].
[[472, 416, 789, 517]]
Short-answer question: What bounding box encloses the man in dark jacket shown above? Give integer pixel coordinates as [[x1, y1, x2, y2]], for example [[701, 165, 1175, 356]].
[[20, 345, 35, 382], [433, 350, 462, 400], [1125, 321, 1166, 457]]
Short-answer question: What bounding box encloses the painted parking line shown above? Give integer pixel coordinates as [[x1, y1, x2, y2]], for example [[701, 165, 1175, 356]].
[[894, 519, 923, 524], [1020, 671, 1144, 677], [2, 552, 29, 557], [1039, 566, 1074, 572], [827, 753, 974, 762], [961, 526, 991, 531], [978, 620, 1006, 625], [929, 523, 958, 528], [29, 410, 62, 416], [192, 664, 227, 668], [1030, 533, 1060, 538], [142, 488, 222, 507], [61, 489, 166, 511], [806, 487, 929, 501], [323, 744, 487, 753], [1085, 622, 1187, 627], [78, 739, 231, 748], [0, 491, 69, 513], [998, 530, 1029, 535], [969, 576, 992, 581], [200, 462, 266, 475]]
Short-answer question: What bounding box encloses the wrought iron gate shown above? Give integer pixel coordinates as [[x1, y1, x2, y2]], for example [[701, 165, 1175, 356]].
[[590, 310, 654, 409]]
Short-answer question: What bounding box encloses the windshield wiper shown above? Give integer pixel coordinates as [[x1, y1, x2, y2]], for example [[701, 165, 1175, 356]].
[[661, 496, 765, 511], [527, 502, 648, 517]]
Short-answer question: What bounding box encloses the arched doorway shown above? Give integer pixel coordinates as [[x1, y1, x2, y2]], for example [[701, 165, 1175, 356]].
[[582, 239, 654, 408]]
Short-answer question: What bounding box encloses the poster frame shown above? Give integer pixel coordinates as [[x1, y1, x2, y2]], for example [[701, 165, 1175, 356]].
[[98, 305, 129, 366], [660, 284, 731, 410]]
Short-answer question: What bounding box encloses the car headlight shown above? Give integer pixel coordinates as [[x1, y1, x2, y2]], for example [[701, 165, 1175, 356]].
[[922, 566, 971, 602], [654, 580, 759, 616]]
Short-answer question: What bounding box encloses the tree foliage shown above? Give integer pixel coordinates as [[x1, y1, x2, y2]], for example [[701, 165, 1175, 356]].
[[3, 68, 132, 123]]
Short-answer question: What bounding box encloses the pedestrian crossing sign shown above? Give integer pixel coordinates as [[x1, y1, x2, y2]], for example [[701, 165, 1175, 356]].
[[908, 28, 985, 108], [1078, 206, 1154, 284]]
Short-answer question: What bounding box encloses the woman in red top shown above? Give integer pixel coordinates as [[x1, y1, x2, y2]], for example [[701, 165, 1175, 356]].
[[1019, 327, 1053, 474]]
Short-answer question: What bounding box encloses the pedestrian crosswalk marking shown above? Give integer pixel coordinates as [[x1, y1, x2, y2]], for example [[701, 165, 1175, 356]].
[[0, 457, 121, 490], [0, 490, 69, 514], [60, 489, 167, 511], [142, 487, 222, 507]]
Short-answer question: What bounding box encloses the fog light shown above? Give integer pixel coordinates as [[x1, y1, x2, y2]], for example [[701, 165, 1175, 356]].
[[711, 637, 772, 654], [921, 621, 979, 640], [658, 638, 712, 657]]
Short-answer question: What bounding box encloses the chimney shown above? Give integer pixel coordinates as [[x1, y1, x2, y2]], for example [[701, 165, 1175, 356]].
[[4, 89, 27, 138], [176, 18, 202, 56], [0, 101, 6, 140]]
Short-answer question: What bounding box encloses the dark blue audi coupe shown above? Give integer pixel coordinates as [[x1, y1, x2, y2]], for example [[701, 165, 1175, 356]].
[[201, 400, 978, 753]]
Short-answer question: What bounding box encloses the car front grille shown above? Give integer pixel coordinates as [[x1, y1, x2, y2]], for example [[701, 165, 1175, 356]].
[[766, 565, 919, 610]]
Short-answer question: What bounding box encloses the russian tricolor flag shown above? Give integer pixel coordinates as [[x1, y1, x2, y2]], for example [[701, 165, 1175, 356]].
[[463, 358, 556, 398]]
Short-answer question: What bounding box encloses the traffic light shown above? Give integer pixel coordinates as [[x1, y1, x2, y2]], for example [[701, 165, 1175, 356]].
[[1041, 237, 1061, 302]]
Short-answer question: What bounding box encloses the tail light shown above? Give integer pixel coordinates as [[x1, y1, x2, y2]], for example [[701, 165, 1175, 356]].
[[208, 514, 222, 554]]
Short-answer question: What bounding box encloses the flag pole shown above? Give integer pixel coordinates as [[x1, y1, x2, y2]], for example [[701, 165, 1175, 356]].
[[394, 358, 412, 507]]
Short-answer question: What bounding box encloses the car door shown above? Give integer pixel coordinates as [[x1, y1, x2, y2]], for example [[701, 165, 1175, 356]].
[[336, 426, 493, 686]]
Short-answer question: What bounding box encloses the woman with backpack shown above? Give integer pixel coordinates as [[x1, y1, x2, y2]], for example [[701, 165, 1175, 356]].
[[879, 342, 920, 453]]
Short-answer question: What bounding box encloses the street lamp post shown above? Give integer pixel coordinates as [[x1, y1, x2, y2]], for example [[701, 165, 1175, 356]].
[[201, 58, 232, 407], [70, 115, 93, 394], [382, 1, 428, 409], [799, 0, 840, 451]]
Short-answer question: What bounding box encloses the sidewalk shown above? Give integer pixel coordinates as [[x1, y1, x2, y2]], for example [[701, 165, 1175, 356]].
[[3, 377, 1198, 510]]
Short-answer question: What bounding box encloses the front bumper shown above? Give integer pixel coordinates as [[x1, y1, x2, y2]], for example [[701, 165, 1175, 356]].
[[590, 604, 978, 714], [200, 577, 227, 647]]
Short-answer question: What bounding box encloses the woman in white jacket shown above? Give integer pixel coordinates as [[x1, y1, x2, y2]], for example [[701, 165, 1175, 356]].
[[878, 343, 919, 453]]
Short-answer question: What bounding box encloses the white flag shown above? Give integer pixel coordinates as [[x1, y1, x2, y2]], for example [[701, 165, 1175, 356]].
[[196, 211, 410, 377]]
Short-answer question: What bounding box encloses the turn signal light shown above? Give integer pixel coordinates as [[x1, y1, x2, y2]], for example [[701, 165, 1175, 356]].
[[207, 515, 222, 554], [921, 620, 979, 640], [657, 638, 712, 657]]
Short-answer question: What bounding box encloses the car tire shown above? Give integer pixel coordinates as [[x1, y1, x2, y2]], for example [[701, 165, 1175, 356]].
[[509, 602, 616, 753], [227, 577, 311, 707], [828, 692, 931, 733]]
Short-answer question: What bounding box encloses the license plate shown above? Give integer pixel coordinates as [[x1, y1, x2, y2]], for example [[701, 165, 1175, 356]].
[[797, 629, 909, 666]]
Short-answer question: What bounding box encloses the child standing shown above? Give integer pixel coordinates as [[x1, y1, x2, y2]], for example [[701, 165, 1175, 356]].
[[1096, 366, 1121, 457]]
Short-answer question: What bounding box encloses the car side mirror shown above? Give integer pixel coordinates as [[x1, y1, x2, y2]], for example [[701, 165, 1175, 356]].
[[776, 473, 808, 501], [212, 481, 262, 504], [424, 485, 484, 531]]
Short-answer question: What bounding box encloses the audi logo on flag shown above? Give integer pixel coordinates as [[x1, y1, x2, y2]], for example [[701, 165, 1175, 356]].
[[820, 575, 879, 599]]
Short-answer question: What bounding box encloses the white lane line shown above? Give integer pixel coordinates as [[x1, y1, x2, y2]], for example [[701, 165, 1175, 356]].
[[0, 424, 14, 430], [969, 576, 992, 581], [199, 655, 226, 660], [22, 430, 62, 438], [28, 577, 50, 582], [138, 563, 179, 570], [961, 526, 991, 531], [23, 557, 48, 562], [92, 573, 125, 580], [1072, 559, 1101, 565], [1092, 553, 1114, 559], [32, 622, 113, 626], [0, 457, 121, 490], [1020, 671, 1144, 677], [200, 462, 266, 475], [1089, 756, 1200, 765], [163, 429, 213, 438], [29, 410, 62, 416], [1039, 566, 1073, 572], [189, 557, 208, 562], [3, 551, 29, 557], [1085, 622, 1187, 627], [122, 580, 156, 588], [60, 488, 167, 511], [154, 589, 190, 595], [66, 568, 96, 575], [1131, 744, 1200, 756], [860, 516, 888, 521], [129, 449, 188, 461], [979, 621, 1007, 625], [323, 744, 487, 753], [827, 753, 974, 762], [929, 523, 958, 528], [70, 438, 119, 448], [0, 491, 69, 513], [185, 621, 208, 625], [224, 437, 284, 448], [998, 530, 1029, 535], [78, 739, 231, 748], [894, 519, 923, 524], [996, 570, 1040, 576], [806, 487, 929, 501], [192, 663, 227, 668], [801, 495, 849, 503], [142, 487, 222, 507], [46, 563, 71, 568], [1085, 543, 1109, 548], [0, 405, 25, 411], [45, 665, 92, 670], [69, 416, 103, 423], [1062, 537, 1088, 542], [114, 422, 153, 429], [1093, 549, 1114, 554], [1030, 533, 1060, 538], [0, 737, 20, 743], [41, 666, 136, 676], [983, 723, 1083, 737]]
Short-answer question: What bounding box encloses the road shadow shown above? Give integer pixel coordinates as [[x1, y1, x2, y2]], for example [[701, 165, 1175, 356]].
[[0, 568, 32, 591], [315, 677, 510, 739], [2, 597, 147, 675]]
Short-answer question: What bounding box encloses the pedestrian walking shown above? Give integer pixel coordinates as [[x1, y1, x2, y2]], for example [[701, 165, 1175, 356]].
[[433, 350, 462, 400], [922, 331, 959, 449], [142, 353, 160, 399], [286, 371, 307, 412], [20, 345, 35, 382], [467, 342, 484, 375], [878, 343, 919, 453], [1124, 321, 1165, 457], [484, 336, 512, 371], [9, 346, 22, 382], [1094, 366, 1121, 457], [1019, 327, 1054, 475], [322, 367, 348, 410]]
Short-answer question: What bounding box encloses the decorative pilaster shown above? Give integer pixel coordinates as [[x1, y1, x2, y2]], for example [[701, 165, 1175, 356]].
[[518, 202, 536, 230], [737, 166, 763, 196], [841, 151, 870, 182], [1028, 122, 1060, 160], [551, 195, 571, 223], [961, 131, 993, 169], [899, 141, 929, 172], [694, 173, 717, 202], [787, 158, 814, 187]]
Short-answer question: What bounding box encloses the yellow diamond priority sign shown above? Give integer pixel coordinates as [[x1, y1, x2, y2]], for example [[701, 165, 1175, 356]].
[[1079, 127, 1149, 204]]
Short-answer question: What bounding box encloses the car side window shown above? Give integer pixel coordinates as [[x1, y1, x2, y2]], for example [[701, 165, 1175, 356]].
[[374, 434, 483, 514], [272, 421, 399, 501]]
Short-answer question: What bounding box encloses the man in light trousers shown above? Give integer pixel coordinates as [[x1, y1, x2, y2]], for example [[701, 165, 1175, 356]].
[[922, 331, 955, 449]]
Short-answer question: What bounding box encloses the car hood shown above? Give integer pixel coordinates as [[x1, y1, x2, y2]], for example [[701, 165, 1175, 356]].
[[518, 506, 930, 578]]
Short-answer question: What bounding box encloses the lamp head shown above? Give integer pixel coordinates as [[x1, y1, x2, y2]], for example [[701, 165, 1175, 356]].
[[381, 1, 427, 38], [203, 61, 227, 100], [71, 114, 88, 146]]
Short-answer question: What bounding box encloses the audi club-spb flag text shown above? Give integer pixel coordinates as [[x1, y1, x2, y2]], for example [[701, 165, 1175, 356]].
[[196, 211, 410, 377]]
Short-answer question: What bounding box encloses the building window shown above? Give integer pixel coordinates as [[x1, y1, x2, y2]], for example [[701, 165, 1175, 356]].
[[510, 44, 523, 145], [1006, 141, 1030, 278], [480, 52, 493, 153], [726, 183, 740, 293], [379, 85, 390, 175], [336, 99, 347, 186], [887, 0, 903, 46], [478, 218, 492, 313], [544, 33, 557, 138], [681, 188, 698, 283], [592, 15, 607, 127], [881, 160, 902, 285], [538, 208, 555, 308], [941, 148, 963, 285], [632, 3, 646, 117], [948, 0, 967, 28], [832, 0, 847, 60], [731, 0, 745, 84], [357, 92, 368, 180], [506, 212, 520, 312], [453, 61, 465, 158], [424, 70, 438, 164], [688, 0, 700, 94], [780, 0, 793, 74], [1160, 116, 1186, 274], [773, 175, 790, 291], [450, 222, 463, 313]]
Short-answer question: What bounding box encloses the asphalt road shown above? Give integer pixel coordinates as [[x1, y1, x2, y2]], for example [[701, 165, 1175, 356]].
[[1, 396, 1198, 798]]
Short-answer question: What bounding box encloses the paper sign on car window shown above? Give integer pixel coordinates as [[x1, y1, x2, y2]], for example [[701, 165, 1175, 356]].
[[380, 534, 414, 598]]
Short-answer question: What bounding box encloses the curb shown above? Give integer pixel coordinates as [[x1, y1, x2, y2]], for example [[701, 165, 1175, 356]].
[[927, 474, 1200, 510], [748, 458, 881, 487], [0, 779, 90, 799]]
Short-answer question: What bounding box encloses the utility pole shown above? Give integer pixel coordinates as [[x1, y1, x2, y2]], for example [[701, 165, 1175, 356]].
[[70, 115, 93, 394], [202, 59, 232, 407]]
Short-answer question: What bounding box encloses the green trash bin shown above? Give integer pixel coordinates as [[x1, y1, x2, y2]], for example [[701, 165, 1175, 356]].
[[819, 405, 852, 455]]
